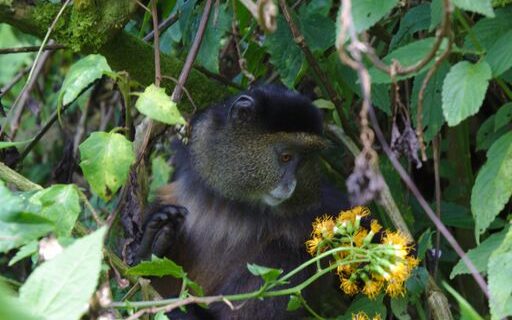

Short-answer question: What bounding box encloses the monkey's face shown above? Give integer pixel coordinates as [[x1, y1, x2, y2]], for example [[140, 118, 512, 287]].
[[190, 93, 326, 208]]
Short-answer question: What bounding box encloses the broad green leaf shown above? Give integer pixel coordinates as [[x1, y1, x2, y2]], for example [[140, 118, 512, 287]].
[[442, 61, 492, 126], [196, 4, 231, 73], [127, 256, 185, 278], [343, 294, 386, 320], [8, 240, 38, 266], [476, 115, 509, 151], [58, 54, 111, 106], [0, 280, 40, 320], [135, 84, 186, 125], [495, 102, 512, 131], [0, 138, 33, 150], [0, 181, 53, 253], [450, 227, 508, 278], [443, 282, 484, 320], [411, 62, 448, 142], [148, 155, 173, 202], [299, 2, 335, 52], [0, 24, 37, 86], [313, 99, 335, 110], [390, 3, 431, 50], [79, 132, 135, 201], [452, 0, 494, 18], [471, 132, 512, 237], [430, 0, 443, 31], [247, 263, 283, 283], [349, 0, 399, 33], [265, 17, 304, 87], [30, 185, 80, 237], [390, 297, 412, 320], [488, 226, 512, 319], [19, 227, 107, 320], [485, 30, 512, 77], [463, 7, 512, 51], [369, 38, 447, 83]]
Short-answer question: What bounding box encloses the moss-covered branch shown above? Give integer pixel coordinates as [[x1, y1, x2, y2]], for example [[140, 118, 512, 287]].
[[0, 0, 228, 111]]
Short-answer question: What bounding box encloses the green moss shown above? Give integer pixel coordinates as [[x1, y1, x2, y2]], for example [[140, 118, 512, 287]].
[[493, 0, 512, 7]]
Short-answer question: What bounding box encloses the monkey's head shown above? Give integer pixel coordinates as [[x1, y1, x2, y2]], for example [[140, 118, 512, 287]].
[[189, 85, 326, 209]]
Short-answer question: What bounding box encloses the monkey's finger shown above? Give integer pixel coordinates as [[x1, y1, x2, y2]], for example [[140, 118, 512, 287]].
[[152, 224, 174, 257]]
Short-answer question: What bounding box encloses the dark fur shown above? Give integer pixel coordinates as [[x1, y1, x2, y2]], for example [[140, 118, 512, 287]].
[[140, 85, 350, 320]]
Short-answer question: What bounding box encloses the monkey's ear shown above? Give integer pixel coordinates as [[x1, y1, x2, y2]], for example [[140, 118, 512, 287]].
[[229, 95, 255, 124]]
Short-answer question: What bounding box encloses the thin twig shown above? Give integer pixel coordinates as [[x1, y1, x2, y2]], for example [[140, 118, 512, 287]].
[[151, 0, 161, 87], [143, 11, 180, 42], [367, 105, 489, 298], [0, 44, 65, 55], [171, 0, 213, 103], [134, 0, 151, 13], [432, 135, 442, 280]]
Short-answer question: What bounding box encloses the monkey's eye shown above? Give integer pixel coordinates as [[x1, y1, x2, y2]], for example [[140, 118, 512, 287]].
[[280, 153, 293, 163]]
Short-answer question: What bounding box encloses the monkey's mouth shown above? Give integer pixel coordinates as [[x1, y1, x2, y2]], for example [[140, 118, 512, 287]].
[[262, 179, 297, 207]]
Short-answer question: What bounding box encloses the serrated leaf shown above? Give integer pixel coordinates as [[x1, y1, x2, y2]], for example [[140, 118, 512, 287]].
[[349, 0, 399, 33], [471, 132, 512, 238], [488, 226, 512, 319], [452, 0, 494, 18], [369, 38, 447, 83], [411, 62, 448, 142], [8, 240, 38, 266], [135, 84, 186, 125], [485, 30, 512, 77], [442, 61, 492, 126], [476, 115, 509, 151], [0, 182, 53, 253], [450, 227, 508, 278], [79, 132, 135, 201], [58, 54, 111, 106], [19, 227, 106, 320], [196, 4, 231, 73], [463, 7, 512, 51], [247, 263, 283, 283], [127, 256, 185, 278], [299, 2, 335, 53], [495, 102, 512, 131], [443, 282, 484, 320], [265, 17, 304, 87], [30, 185, 80, 237]]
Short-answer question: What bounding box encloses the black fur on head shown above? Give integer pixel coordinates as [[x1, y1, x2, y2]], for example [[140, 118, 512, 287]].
[[196, 85, 323, 135]]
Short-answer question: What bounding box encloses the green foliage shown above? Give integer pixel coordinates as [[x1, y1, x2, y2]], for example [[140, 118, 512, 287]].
[[19, 227, 106, 320], [135, 84, 186, 125], [349, 0, 399, 32], [247, 263, 283, 284], [442, 61, 492, 126], [452, 0, 495, 17], [444, 282, 484, 320], [127, 256, 185, 278], [471, 132, 512, 238], [79, 132, 135, 201], [485, 30, 512, 76], [488, 226, 512, 319]]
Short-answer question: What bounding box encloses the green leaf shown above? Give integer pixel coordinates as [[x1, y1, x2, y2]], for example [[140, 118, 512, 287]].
[[443, 282, 484, 320], [8, 240, 38, 266], [369, 38, 447, 83], [452, 0, 495, 18], [0, 181, 53, 253], [30, 185, 80, 237], [0, 138, 33, 150], [155, 312, 170, 320], [148, 155, 173, 202], [343, 294, 386, 319], [463, 7, 512, 51], [485, 30, 512, 77], [79, 132, 135, 201], [411, 62, 448, 142], [390, 3, 431, 50], [430, 0, 443, 31], [58, 54, 111, 106], [450, 227, 508, 278], [313, 99, 335, 110], [390, 297, 412, 320], [247, 263, 283, 283], [349, 0, 399, 32], [488, 226, 512, 319], [495, 102, 512, 131], [127, 256, 185, 278], [19, 227, 107, 320], [471, 132, 512, 237], [135, 84, 186, 125], [265, 17, 304, 87], [476, 115, 509, 151], [0, 280, 40, 320], [286, 295, 302, 311], [196, 4, 231, 73], [299, 2, 335, 52], [442, 61, 492, 126]]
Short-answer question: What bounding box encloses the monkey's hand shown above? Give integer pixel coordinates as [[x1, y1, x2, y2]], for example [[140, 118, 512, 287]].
[[136, 205, 188, 262]]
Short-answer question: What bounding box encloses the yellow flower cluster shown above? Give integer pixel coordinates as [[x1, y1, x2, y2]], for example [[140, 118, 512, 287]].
[[306, 206, 419, 299], [352, 311, 382, 320]]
